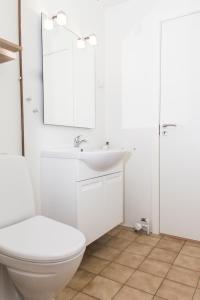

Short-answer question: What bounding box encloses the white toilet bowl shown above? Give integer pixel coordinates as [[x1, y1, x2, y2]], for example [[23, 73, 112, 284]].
[[0, 155, 86, 300], [0, 216, 86, 300]]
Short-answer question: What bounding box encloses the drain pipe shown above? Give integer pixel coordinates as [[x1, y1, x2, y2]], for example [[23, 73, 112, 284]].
[[135, 218, 150, 235]]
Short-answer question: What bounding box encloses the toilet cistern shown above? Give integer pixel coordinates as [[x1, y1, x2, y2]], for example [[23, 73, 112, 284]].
[[74, 135, 87, 148]]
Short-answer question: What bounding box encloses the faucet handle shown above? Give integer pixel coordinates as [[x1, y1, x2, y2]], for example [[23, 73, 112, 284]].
[[74, 135, 87, 147], [74, 135, 81, 142]]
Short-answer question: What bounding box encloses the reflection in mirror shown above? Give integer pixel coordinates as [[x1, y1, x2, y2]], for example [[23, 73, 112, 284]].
[[41, 12, 96, 128]]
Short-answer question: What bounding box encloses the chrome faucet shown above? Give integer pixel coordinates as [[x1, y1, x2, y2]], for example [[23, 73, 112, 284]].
[[74, 135, 87, 148]]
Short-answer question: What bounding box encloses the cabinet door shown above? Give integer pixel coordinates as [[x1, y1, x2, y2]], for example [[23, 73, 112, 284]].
[[104, 172, 123, 230], [77, 177, 105, 244]]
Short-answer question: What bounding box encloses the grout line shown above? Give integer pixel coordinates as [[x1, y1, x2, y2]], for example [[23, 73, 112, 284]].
[[78, 236, 130, 297], [111, 239, 163, 298], [78, 230, 147, 299], [192, 276, 200, 299], [136, 237, 166, 296], [177, 251, 200, 260], [68, 227, 200, 300], [157, 239, 185, 282], [111, 233, 164, 298], [154, 239, 199, 298]]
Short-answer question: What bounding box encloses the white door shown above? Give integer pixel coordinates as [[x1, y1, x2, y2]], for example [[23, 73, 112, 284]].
[[160, 13, 200, 240]]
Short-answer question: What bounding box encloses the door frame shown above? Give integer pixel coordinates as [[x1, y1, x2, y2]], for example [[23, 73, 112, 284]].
[[152, 11, 200, 235], [18, 0, 25, 156]]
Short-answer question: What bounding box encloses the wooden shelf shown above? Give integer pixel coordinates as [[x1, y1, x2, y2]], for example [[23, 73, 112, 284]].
[[0, 38, 22, 52], [0, 38, 22, 64]]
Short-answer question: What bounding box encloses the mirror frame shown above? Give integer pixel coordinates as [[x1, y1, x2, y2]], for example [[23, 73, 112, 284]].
[[41, 12, 96, 129]]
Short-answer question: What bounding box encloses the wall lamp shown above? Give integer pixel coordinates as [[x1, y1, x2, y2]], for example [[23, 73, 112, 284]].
[[43, 11, 97, 48], [43, 11, 67, 30], [77, 35, 97, 48]]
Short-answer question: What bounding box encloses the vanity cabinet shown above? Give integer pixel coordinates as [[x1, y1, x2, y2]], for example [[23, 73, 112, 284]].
[[77, 173, 123, 244], [41, 151, 124, 245]]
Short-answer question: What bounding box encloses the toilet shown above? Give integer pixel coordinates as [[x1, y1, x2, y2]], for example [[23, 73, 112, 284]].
[[0, 155, 86, 300]]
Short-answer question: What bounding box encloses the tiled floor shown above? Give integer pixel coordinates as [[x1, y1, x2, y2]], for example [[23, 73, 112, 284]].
[[56, 226, 200, 300]]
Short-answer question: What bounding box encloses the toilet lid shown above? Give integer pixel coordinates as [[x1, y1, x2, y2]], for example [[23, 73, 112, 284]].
[[0, 216, 86, 263]]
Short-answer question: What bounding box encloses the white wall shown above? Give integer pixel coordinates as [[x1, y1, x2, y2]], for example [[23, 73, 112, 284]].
[[19, 0, 200, 228], [105, 0, 200, 231], [21, 0, 106, 210], [0, 0, 21, 154]]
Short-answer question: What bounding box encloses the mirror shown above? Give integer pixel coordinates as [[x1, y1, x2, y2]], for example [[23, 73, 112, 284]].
[[41, 13, 96, 128]]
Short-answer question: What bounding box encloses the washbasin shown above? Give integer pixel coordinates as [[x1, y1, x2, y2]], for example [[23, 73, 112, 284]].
[[78, 149, 127, 171], [41, 148, 127, 171]]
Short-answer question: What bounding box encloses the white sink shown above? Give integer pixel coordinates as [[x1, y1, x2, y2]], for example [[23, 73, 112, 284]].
[[41, 148, 127, 171], [78, 150, 127, 171]]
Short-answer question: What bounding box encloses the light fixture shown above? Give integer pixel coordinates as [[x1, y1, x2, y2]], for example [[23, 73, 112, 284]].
[[88, 34, 97, 46], [43, 17, 54, 30], [76, 35, 98, 48], [83, 35, 97, 47], [77, 38, 86, 49], [43, 11, 67, 31], [55, 11, 67, 26], [43, 11, 98, 48]]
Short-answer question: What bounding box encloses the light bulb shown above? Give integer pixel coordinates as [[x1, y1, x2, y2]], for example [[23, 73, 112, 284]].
[[56, 11, 67, 26], [88, 35, 97, 46], [77, 38, 86, 49], [43, 17, 54, 30]]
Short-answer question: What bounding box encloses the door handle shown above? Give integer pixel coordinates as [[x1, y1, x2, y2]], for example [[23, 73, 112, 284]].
[[162, 123, 177, 128]]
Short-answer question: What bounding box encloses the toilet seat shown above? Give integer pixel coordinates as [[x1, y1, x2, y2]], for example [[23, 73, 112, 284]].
[[0, 216, 86, 263]]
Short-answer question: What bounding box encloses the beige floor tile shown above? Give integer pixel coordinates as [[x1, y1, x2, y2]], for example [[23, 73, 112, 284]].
[[56, 288, 77, 300], [136, 235, 160, 247], [181, 245, 200, 258], [92, 246, 120, 261], [73, 293, 97, 300], [174, 254, 200, 272], [106, 237, 131, 251], [156, 237, 184, 252], [149, 248, 177, 264], [68, 270, 94, 291], [167, 266, 200, 287], [139, 258, 171, 277], [86, 242, 103, 255], [64, 227, 200, 300], [157, 279, 195, 300], [101, 262, 135, 284], [115, 251, 145, 268], [126, 242, 153, 256], [96, 234, 112, 245], [108, 227, 122, 237], [193, 289, 200, 300], [127, 270, 163, 295], [113, 285, 153, 300], [120, 225, 134, 231], [83, 275, 121, 300], [185, 240, 200, 248], [149, 233, 162, 239], [163, 235, 185, 242], [80, 255, 110, 274], [117, 229, 138, 241]]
